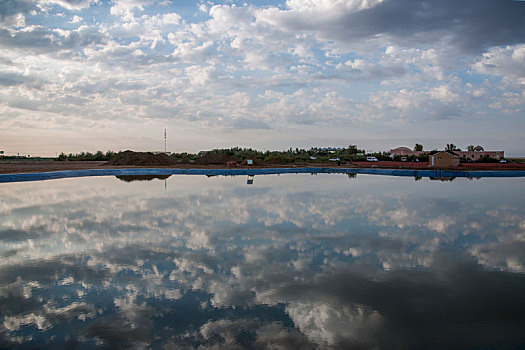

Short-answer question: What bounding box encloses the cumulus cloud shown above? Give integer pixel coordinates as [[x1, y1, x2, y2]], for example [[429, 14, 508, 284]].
[[0, 25, 106, 53], [258, 0, 525, 54], [0, 0, 34, 26], [473, 44, 525, 91], [110, 0, 144, 20], [38, 0, 95, 11], [0, 0, 524, 154]]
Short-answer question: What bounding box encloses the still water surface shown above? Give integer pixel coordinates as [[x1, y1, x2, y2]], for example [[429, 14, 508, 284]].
[[1, 174, 524, 349]]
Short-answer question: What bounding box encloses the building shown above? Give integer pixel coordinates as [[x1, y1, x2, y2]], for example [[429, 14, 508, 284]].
[[454, 146, 504, 161], [429, 151, 460, 167], [390, 147, 425, 157], [320, 147, 344, 151], [392, 145, 504, 161]]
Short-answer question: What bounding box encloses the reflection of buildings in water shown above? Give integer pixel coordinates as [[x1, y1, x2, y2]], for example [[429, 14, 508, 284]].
[[429, 177, 455, 182], [247, 175, 254, 185], [347, 172, 357, 179]]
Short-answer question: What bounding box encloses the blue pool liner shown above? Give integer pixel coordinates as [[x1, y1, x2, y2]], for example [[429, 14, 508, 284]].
[[1, 167, 525, 183]]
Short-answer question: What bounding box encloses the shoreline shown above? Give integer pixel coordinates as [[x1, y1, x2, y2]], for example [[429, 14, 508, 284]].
[[1, 159, 524, 175], [1, 166, 525, 183]]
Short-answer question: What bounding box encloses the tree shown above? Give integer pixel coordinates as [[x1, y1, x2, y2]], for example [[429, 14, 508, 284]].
[[347, 145, 358, 154], [467, 145, 475, 151], [413, 143, 423, 152], [445, 143, 460, 151], [57, 152, 68, 161]]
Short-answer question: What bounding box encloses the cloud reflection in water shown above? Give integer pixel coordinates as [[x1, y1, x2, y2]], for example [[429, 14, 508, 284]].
[[0, 174, 524, 348]]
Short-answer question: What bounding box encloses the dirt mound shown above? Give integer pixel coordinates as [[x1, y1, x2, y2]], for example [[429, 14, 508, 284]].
[[105, 151, 177, 166], [265, 156, 285, 164], [176, 157, 193, 164], [241, 158, 266, 166], [195, 151, 237, 165]]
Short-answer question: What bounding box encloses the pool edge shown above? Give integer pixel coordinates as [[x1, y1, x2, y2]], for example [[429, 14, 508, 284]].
[[1, 168, 525, 183]]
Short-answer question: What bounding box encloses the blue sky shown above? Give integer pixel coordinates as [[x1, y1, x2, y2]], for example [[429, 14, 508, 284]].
[[1, 0, 524, 156]]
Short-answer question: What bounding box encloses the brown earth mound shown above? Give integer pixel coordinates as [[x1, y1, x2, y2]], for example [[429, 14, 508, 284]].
[[105, 151, 177, 166], [265, 156, 285, 164], [176, 157, 193, 164], [241, 158, 266, 166]]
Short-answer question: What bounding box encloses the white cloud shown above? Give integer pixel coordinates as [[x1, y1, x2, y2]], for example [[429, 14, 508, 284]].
[[428, 85, 460, 103], [185, 64, 216, 86], [285, 0, 383, 12], [1, 0, 525, 154], [473, 44, 525, 90], [68, 14, 82, 23], [38, 0, 95, 11], [161, 12, 180, 25], [110, 0, 144, 21]]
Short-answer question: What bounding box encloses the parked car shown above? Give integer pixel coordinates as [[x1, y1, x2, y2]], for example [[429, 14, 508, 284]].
[[329, 157, 340, 162], [500, 159, 507, 163], [366, 156, 378, 162], [401, 157, 407, 162]]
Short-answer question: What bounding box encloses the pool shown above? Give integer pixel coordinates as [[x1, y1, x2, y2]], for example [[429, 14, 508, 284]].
[[1, 174, 524, 348]]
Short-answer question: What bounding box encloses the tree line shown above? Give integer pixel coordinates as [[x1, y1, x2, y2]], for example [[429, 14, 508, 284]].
[[57, 151, 117, 161], [56, 146, 373, 163], [54, 143, 503, 163]]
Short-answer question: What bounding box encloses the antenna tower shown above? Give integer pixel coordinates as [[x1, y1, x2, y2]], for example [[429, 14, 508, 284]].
[[164, 128, 167, 153]]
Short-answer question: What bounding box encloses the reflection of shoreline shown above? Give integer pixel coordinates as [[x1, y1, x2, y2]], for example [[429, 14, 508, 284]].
[[2, 167, 525, 183], [429, 176, 455, 182], [116, 174, 172, 182]]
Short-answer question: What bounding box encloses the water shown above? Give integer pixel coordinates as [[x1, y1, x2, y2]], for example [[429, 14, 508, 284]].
[[1, 174, 524, 349]]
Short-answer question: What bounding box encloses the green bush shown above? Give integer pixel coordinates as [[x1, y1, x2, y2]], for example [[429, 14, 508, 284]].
[[56, 151, 116, 161]]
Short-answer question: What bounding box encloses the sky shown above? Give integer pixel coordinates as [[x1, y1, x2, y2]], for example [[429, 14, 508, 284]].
[[0, 0, 524, 156]]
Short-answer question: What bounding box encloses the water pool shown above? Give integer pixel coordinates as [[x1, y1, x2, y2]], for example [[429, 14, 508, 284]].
[[1, 174, 524, 348]]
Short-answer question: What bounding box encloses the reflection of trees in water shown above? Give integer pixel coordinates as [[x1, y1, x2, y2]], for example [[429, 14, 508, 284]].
[[115, 175, 172, 182], [414, 176, 422, 181], [347, 172, 357, 179]]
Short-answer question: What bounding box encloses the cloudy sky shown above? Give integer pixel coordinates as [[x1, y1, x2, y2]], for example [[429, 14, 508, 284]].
[[1, 0, 524, 156]]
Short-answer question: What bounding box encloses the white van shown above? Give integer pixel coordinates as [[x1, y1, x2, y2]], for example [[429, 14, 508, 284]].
[[366, 156, 378, 162]]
